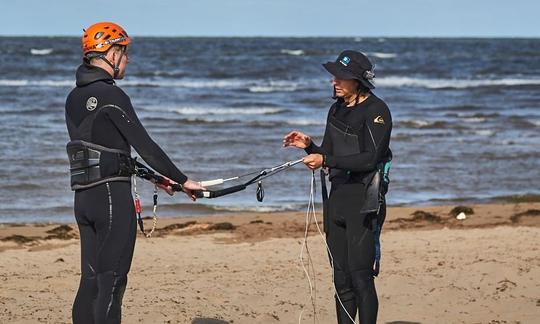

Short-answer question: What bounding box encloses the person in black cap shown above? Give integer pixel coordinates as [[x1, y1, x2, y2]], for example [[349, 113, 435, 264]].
[[284, 50, 392, 324]]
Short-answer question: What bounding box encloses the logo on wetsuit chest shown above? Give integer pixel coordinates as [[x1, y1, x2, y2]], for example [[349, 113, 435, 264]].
[[374, 115, 385, 124], [86, 97, 98, 111]]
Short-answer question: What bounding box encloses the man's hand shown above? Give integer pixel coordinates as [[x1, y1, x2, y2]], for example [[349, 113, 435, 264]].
[[283, 131, 311, 149], [156, 182, 175, 196], [303, 154, 324, 170], [181, 179, 206, 201]]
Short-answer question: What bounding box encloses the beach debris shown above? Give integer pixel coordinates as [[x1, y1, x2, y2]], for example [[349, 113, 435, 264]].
[[449, 206, 474, 217], [410, 210, 442, 223], [46, 225, 73, 235], [456, 212, 467, 220], [0, 234, 35, 244], [388, 210, 442, 226], [249, 220, 264, 224], [161, 221, 198, 231], [209, 222, 236, 231], [157, 221, 235, 236], [45, 225, 76, 240], [55, 258, 65, 263], [510, 209, 540, 223], [495, 279, 517, 293]]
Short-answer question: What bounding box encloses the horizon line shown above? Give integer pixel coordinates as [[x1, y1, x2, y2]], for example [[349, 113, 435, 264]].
[[0, 34, 539, 39]]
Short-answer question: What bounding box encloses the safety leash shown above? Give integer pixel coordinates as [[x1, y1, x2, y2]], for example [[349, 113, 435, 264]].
[[132, 173, 158, 238], [298, 171, 319, 324], [299, 171, 356, 324]]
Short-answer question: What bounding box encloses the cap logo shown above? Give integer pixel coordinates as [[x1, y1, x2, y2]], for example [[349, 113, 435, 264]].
[[86, 97, 98, 111], [340, 56, 351, 66]]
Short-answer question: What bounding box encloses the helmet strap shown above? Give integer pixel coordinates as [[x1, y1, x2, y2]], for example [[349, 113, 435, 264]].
[[85, 46, 125, 78]]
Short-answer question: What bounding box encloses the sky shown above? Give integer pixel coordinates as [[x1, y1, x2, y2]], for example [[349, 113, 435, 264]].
[[0, 0, 538, 37]]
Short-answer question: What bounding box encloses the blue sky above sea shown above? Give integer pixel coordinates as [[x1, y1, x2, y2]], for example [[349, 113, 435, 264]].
[[0, 0, 538, 37]]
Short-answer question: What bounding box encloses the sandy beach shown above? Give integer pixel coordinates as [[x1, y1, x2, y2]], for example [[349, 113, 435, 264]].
[[1, 202, 539, 323]]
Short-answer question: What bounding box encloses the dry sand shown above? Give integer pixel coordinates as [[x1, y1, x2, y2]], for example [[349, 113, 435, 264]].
[[1, 203, 539, 323]]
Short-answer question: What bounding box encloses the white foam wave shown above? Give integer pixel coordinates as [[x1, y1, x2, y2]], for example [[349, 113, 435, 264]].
[[30, 48, 53, 55], [248, 80, 301, 93], [406, 120, 431, 127], [122, 78, 249, 89], [286, 119, 325, 126], [376, 76, 540, 89], [369, 52, 397, 59], [463, 117, 486, 123], [473, 130, 495, 136], [209, 204, 301, 213], [166, 106, 285, 116], [0, 79, 73, 87], [249, 85, 297, 93], [281, 49, 305, 56], [0, 77, 307, 92]]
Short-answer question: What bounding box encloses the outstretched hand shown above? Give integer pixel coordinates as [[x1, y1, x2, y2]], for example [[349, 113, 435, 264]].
[[283, 131, 311, 149], [181, 179, 206, 201]]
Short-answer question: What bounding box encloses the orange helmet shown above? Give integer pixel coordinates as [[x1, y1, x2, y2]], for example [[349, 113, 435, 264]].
[[82, 22, 130, 55]]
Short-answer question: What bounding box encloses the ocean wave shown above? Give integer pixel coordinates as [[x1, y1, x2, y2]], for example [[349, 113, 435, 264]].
[[369, 52, 397, 59], [0, 77, 311, 92], [160, 202, 311, 215], [398, 120, 449, 129], [0, 79, 73, 87], [203, 203, 308, 213], [249, 85, 297, 93], [280, 49, 305, 56], [123, 78, 250, 89], [285, 119, 325, 126], [145, 116, 241, 125], [472, 130, 495, 136], [30, 48, 53, 55], [165, 106, 286, 116], [248, 80, 304, 93], [376, 76, 540, 89], [507, 116, 540, 128], [448, 112, 500, 118], [463, 117, 487, 123]]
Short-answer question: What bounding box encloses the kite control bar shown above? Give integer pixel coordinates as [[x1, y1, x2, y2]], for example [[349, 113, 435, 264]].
[[134, 158, 304, 201], [193, 158, 303, 201]]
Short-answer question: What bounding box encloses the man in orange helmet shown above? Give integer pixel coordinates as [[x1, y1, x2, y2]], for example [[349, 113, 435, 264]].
[[65, 22, 204, 324]]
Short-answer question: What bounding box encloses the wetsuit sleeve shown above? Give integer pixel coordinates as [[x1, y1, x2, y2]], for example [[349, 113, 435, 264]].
[[325, 104, 392, 172], [103, 94, 188, 184], [305, 108, 333, 155]]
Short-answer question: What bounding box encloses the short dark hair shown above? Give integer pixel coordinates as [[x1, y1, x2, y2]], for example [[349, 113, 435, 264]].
[[86, 45, 125, 64]]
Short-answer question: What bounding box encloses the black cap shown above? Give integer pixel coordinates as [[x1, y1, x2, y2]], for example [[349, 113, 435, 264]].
[[323, 50, 375, 89]]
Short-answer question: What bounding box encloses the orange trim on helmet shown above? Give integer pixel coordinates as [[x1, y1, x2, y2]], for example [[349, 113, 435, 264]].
[[82, 22, 130, 55]]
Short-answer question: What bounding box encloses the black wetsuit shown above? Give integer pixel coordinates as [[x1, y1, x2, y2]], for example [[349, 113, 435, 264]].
[[65, 63, 188, 324], [306, 94, 392, 324]]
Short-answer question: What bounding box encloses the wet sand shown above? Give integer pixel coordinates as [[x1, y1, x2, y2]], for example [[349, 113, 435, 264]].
[[1, 203, 539, 323]]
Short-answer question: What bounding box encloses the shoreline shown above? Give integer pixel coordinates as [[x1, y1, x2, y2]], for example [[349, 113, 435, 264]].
[[1, 202, 539, 248]]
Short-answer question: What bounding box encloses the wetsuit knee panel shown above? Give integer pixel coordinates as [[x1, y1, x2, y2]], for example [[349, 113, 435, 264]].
[[351, 269, 375, 292]]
